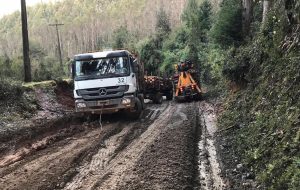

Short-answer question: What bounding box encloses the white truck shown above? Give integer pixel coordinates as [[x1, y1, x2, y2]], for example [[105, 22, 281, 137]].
[[72, 50, 145, 119]]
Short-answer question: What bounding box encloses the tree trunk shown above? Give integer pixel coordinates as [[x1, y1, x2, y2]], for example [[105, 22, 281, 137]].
[[242, 0, 253, 37], [21, 0, 32, 82], [262, 0, 272, 24]]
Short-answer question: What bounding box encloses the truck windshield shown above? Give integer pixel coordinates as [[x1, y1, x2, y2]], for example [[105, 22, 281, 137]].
[[75, 56, 130, 80]]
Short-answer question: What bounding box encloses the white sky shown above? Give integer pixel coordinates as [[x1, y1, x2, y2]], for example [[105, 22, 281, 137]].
[[0, 0, 59, 18]]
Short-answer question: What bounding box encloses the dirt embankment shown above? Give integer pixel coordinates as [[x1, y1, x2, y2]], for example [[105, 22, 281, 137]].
[[0, 80, 74, 153]]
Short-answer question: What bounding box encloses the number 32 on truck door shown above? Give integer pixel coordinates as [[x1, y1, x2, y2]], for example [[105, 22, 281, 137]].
[[118, 78, 125, 84]]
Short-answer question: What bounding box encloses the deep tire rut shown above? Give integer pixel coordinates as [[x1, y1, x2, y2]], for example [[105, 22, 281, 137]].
[[0, 101, 227, 190], [197, 101, 225, 190], [64, 103, 174, 190], [0, 122, 122, 190]]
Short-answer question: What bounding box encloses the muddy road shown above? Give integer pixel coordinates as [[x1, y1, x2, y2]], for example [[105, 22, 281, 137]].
[[0, 101, 226, 190]]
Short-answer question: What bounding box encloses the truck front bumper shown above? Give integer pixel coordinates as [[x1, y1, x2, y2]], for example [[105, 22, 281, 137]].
[[75, 96, 136, 114]]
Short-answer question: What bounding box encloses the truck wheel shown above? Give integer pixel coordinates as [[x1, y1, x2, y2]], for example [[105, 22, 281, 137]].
[[166, 90, 173, 101], [127, 98, 143, 120], [138, 94, 145, 110], [194, 93, 202, 101], [153, 93, 163, 104]]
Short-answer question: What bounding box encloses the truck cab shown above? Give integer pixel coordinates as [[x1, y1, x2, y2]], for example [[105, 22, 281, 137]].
[[72, 50, 144, 119]]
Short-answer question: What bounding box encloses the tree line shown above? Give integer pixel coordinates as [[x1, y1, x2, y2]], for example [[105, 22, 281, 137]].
[[0, 0, 187, 81]]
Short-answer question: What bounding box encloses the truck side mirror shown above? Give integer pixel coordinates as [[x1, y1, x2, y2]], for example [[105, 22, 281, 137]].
[[71, 61, 76, 79], [133, 59, 139, 73]]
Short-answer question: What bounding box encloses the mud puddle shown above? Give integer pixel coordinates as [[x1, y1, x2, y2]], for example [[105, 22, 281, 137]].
[[197, 102, 226, 190]]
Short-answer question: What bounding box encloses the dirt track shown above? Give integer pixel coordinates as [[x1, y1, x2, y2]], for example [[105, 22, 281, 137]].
[[0, 101, 226, 190]]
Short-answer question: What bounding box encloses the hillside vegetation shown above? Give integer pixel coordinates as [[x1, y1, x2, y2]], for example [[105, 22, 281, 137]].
[[217, 0, 300, 189]]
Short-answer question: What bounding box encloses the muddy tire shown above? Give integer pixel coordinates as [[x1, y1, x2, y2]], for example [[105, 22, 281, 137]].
[[153, 93, 163, 104], [194, 93, 202, 101], [127, 98, 143, 120], [166, 90, 173, 101], [138, 94, 145, 110]]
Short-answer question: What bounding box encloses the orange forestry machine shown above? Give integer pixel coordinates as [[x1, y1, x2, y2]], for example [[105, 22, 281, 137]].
[[174, 60, 202, 101]]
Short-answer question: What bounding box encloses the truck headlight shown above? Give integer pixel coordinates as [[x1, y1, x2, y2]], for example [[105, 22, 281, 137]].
[[122, 98, 131, 105], [77, 102, 87, 108]]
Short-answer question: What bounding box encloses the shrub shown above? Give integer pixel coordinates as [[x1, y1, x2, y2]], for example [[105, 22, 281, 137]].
[[210, 0, 243, 48], [0, 79, 23, 101]]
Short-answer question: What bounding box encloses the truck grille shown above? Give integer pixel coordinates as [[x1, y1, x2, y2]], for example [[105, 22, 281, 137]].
[[77, 85, 129, 101]]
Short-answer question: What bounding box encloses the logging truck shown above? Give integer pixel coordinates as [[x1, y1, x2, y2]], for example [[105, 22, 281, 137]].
[[72, 50, 173, 119]]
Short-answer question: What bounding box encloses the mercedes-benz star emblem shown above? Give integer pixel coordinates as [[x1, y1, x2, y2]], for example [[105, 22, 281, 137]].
[[99, 88, 107, 96]]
